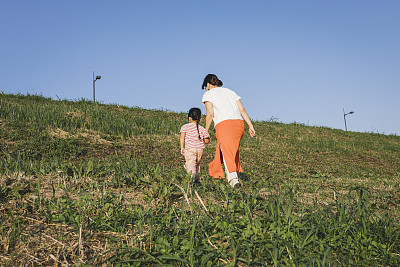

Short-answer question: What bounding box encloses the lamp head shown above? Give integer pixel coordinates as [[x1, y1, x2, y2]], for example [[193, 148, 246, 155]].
[[95, 75, 101, 80]]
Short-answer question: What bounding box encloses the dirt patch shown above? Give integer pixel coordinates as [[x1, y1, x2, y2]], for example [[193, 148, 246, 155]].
[[64, 111, 82, 118], [48, 128, 114, 146]]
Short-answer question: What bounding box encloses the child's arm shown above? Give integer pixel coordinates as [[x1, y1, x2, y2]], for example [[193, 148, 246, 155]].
[[180, 132, 185, 155]]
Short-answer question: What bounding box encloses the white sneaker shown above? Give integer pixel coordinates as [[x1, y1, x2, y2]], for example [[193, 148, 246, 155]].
[[229, 178, 240, 188]]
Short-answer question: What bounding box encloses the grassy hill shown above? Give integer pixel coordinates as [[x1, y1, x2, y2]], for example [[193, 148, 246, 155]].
[[1, 92, 399, 266]]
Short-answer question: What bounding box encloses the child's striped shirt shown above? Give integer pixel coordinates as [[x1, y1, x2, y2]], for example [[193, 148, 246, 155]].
[[179, 123, 209, 149]]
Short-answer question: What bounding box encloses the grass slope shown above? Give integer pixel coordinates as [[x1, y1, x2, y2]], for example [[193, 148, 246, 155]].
[[1, 93, 399, 266]]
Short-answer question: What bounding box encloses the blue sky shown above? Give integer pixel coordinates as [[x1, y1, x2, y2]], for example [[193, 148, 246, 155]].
[[1, 1, 399, 135]]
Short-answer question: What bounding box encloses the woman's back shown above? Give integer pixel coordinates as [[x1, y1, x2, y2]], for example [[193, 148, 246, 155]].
[[202, 87, 242, 126]]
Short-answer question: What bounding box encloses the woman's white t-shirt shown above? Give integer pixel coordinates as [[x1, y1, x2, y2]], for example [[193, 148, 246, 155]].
[[202, 87, 242, 126]]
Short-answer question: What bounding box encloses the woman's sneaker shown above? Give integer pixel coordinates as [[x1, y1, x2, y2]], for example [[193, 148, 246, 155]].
[[229, 178, 241, 189]]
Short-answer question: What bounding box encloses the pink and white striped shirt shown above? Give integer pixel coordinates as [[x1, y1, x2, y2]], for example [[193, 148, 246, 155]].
[[179, 123, 210, 149]]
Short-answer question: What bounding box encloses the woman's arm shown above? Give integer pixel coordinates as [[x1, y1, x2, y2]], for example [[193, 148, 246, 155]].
[[204, 101, 214, 132], [237, 99, 256, 138]]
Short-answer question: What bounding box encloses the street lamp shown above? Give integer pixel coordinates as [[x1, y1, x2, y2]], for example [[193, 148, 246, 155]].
[[93, 71, 101, 102], [342, 108, 354, 131]]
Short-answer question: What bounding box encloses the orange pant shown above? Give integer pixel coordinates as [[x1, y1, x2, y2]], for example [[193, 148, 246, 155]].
[[209, 119, 244, 178], [184, 147, 204, 174]]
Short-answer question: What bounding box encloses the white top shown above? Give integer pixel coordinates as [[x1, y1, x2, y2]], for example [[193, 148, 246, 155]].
[[202, 87, 242, 126]]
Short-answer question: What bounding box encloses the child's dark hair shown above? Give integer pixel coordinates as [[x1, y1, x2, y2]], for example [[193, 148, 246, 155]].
[[188, 108, 202, 140], [202, 74, 223, 90]]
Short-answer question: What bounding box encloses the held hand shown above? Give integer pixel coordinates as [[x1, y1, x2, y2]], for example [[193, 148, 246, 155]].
[[181, 148, 185, 155], [249, 126, 256, 138]]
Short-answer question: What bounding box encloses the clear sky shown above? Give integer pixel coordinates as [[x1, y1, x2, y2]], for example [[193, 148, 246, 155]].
[[1, 1, 399, 135]]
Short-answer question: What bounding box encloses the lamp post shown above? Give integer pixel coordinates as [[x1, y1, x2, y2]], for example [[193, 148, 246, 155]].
[[342, 108, 354, 131], [93, 71, 101, 102]]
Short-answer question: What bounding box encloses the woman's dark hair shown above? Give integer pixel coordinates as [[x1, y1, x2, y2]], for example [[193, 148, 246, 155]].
[[202, 74, 223, 90], [188, 107, 202, 140]]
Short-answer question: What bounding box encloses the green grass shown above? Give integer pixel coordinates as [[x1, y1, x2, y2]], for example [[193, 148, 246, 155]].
[[1, 92, 399, 266]]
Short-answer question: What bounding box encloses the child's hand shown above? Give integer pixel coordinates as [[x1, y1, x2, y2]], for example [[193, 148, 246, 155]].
[[181, 148, 185, 155]]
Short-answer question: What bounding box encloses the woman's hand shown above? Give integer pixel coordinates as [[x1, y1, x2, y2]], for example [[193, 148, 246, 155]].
[[181, 148, 185, 155], [248, 126, 256, 138], [237, 100, 256, 138]]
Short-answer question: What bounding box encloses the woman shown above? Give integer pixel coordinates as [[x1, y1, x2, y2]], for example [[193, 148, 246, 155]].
[[202, 74, 255, 188]]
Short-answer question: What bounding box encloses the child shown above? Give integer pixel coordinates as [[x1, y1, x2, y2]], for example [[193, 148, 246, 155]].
[[179, 108, 210, 182]]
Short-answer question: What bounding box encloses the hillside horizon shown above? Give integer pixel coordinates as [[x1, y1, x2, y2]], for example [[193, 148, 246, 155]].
[[3, 91, 398, 137]]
